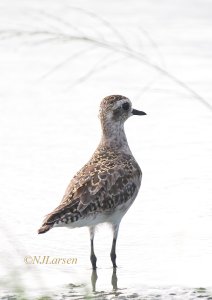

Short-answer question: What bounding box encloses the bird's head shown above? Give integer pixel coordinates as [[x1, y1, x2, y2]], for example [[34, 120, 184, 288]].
[[99, 95, 146, 125]]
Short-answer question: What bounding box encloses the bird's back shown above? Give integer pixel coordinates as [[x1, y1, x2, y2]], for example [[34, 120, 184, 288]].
[[38, 146, 142, 233]]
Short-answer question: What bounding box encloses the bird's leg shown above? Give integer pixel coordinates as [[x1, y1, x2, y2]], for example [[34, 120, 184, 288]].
[[90, 239, 97, 269], [110, 224, 119, 268], [89, 226, 97, 270], [111, 239, 117, 268]]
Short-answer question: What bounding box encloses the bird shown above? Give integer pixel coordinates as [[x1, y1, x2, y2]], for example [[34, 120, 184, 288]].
[[38, 95, 146, 269]]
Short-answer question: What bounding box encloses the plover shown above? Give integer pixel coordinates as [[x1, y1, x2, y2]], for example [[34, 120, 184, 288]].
[[38, 95, 146, 269]]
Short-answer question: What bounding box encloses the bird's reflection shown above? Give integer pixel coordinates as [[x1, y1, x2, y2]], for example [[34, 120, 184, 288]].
[[91, 268, 98, 292], [91, 268, 118, 292], [111, 268, 118, 290]]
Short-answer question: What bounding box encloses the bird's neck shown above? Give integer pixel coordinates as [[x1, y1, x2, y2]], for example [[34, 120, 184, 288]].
[[100, 121, 132, 154]]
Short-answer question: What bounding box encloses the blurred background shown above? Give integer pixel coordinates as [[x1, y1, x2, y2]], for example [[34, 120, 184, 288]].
[[0, 0, 212, 299]]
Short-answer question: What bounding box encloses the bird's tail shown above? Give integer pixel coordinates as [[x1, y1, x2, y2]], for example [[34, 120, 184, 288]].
[[38, 224, 52, 234], [38, 204, 64, 234]]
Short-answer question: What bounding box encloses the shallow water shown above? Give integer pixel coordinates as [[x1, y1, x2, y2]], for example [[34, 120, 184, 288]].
[[0, 0, 212, 299]]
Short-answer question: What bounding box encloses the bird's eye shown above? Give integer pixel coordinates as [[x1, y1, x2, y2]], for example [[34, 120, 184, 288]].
[[122, 102, 130, 111]]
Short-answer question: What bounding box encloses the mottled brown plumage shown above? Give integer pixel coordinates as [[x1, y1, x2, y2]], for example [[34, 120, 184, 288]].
[[38, 95, 146, 269]]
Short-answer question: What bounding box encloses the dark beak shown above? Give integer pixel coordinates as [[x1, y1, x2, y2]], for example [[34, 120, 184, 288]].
[[132, 109, 147, 116]]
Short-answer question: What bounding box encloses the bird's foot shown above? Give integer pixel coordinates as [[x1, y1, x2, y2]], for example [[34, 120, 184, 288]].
[[110, 252, 117, 268], [90, 254, 97, 270]]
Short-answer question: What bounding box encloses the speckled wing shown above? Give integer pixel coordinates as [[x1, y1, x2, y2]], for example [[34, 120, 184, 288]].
[[38, 155, 141, 233]]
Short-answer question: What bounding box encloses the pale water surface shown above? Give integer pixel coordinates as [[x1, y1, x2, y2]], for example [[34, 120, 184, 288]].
[[0, 0, 212, 299]]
